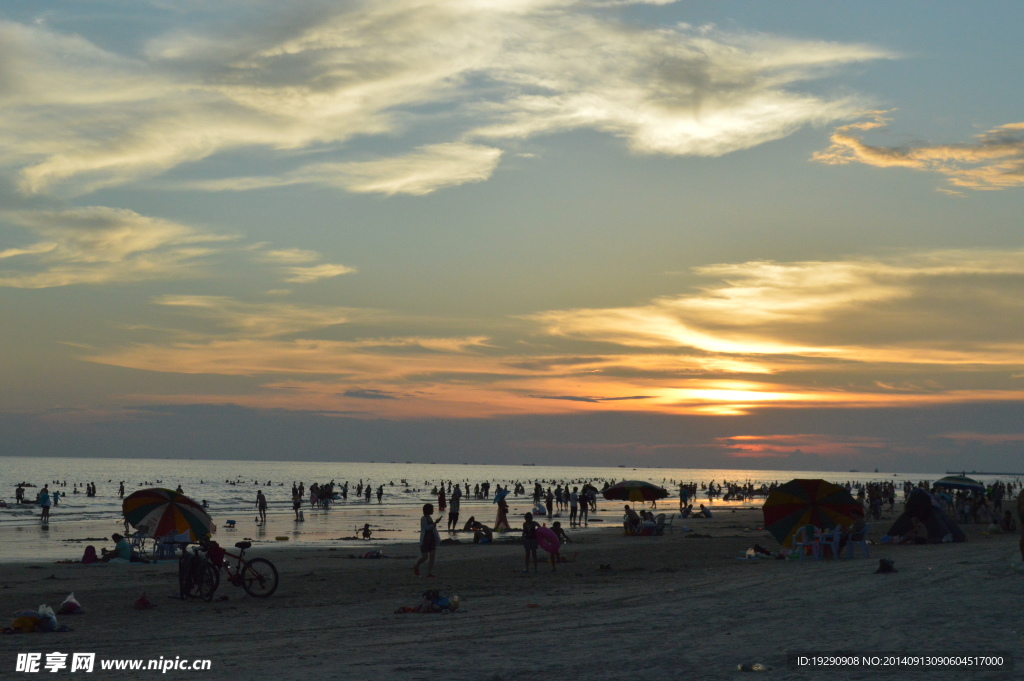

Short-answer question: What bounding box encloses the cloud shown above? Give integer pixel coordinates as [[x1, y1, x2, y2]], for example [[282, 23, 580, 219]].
[[153, 295, 359, 337], [531, 249, 1024, 363], [193, 143, 503, 196], [0, 206, 233, 288], [717, 433, 888, 458], [813, 112, 1024, 192], [0, 4, 888, 197]]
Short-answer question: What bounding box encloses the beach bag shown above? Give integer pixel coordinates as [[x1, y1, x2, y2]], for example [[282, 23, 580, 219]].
[[207, 542, 226, 568], [81, 545, 98, 564], [58, 593, 82, 615], [12, 611, 42, 633]]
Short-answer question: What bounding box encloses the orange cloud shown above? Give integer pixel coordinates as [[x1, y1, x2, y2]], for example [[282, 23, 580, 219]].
[[814, 112, 1024, 193]]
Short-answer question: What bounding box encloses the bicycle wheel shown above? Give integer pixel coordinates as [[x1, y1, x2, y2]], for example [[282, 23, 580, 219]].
[[240, 557, 278, 597], [196, 562, 220, 602]]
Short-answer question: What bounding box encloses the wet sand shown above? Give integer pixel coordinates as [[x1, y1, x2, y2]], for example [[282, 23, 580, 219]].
[[1, 509, 1021, 680]]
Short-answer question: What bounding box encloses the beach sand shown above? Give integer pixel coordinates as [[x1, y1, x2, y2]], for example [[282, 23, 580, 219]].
[[2, 509, 1021, 680]]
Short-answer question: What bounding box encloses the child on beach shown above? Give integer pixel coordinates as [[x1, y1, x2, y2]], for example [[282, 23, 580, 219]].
[[522, 512, 539, 573], [414, 503, 441, 577], [361, 523, 373, 540]]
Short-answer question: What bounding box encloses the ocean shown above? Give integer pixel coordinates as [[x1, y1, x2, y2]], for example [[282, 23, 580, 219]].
[[1, 456, 1014, 560]]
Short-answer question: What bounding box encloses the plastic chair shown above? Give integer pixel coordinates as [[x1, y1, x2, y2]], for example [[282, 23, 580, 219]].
[[846, 525, 869, 558], [815, 525, 842, 560], [792, 524, 817, 559], [129, 525, 150, 559]]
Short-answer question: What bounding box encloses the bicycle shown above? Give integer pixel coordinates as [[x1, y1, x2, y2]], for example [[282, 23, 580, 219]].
[[178, 543, 219, 602], [215, 540, 279, 598], [182, 538, 279, 600]]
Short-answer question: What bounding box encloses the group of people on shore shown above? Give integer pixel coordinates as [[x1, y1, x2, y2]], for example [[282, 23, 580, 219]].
[[413, 502, 573, 578]]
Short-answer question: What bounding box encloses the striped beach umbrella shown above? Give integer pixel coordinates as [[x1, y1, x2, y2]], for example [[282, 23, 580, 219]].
[[122, 488, 215, 541], [602, 480, 669, 503], [933, 475, 984, 491], [762, 479, 861, 548]]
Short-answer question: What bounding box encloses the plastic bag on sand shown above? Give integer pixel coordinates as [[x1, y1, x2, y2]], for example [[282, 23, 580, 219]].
[[58, 593, 83, 615], [13, 606, 58, 633], [37, 605, 58, 632]]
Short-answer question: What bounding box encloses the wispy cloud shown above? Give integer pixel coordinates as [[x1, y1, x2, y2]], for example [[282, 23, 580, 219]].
[[717, 434, 888, 458], [192, 144, 503, 196], [0, 206, 233, 288], [531, 249, 1024, 364], [153, 295, 359, 338], [813, 112, 1024, 193], [0, 3, 888, 197]]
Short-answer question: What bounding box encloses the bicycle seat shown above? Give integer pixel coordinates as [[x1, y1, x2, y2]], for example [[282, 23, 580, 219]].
[[234, 541, 252, 550]]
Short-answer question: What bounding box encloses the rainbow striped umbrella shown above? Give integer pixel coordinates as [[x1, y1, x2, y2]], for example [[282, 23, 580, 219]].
[[122, 488, 215, 541], [762, 479, 860, 548]]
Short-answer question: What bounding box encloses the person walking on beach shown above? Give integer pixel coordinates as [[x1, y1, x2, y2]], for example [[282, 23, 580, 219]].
[[118, 481, 125, 499], [292, 488, 302, 521], [39, 485, 51, 523], [414, 503, 441, 578], [448, 484, 461, 532], [256, 489, 268, 524], [522, 512, 540, 573], [495, 495, 512, 531]]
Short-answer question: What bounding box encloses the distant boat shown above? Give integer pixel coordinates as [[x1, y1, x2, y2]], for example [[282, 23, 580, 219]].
[[849, 469, 858, 472]]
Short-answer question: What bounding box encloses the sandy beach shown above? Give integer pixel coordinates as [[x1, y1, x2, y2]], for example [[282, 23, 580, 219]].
[[2, 508, 1021, 680]]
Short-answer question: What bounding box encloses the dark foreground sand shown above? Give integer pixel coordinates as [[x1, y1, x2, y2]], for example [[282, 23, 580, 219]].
[[2, 510, 1021, 680]]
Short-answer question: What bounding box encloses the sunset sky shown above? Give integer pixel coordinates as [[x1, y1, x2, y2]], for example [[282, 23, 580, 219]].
[[3, 1, 1024, 471]]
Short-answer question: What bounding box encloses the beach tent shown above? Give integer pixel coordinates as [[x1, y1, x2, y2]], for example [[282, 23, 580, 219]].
[[885, 488, 965, 543]]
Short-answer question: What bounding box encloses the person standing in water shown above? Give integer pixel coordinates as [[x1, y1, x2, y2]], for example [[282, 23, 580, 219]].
[[39, 485, 51, 523], [256, 489, 268, 524]]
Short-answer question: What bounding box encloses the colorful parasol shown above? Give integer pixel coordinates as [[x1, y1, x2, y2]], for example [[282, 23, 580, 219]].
[[601, 480, 669, 503], [122, 488, 216, 541], [933, 475, 984, 491], [762, 479, 861, 548], [493, 488, 510, 504]]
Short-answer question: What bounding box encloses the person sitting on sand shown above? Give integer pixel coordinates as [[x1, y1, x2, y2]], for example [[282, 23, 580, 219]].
[[473, 524, 493, 544], [463, 516, 481, 532], [624, 505, 641, 533], [101, 533, 133, 563], [837, 509, 866, 553], [679, 503, 693, 518], [361, 523, 373, 540], [522, 512, 540, 572], [899, 516, 927, 544], [699, 503, 713, 518]]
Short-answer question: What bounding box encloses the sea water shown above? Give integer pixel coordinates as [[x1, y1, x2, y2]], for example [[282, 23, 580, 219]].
[[0, 456, 1010, 560]]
